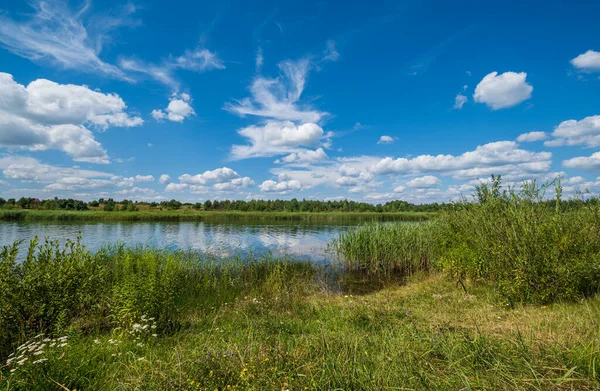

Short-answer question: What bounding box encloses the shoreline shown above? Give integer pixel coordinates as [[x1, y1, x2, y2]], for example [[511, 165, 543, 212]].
[[0, 209, 435, 222]]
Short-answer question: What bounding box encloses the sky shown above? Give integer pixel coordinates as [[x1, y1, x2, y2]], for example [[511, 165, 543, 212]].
[[1, 0, 600, 204]]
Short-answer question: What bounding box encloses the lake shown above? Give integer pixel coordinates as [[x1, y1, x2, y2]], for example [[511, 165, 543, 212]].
[[0, 221, 357, 263]]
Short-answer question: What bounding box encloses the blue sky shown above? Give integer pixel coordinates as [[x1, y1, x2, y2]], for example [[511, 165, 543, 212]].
[[1, 0, 600, 203]]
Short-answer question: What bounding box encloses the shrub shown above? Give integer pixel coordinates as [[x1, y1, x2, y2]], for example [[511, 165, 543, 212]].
[[439, 176, 600, 305]]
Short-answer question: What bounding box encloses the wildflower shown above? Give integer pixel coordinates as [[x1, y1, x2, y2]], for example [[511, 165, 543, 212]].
[[33, 350, 44, 356], [33, 358, 48, 364], [10, 369, 16, 373], [152, 334, 158, 338], [94, 339, 100, 344], [59, 343, 68, 348]]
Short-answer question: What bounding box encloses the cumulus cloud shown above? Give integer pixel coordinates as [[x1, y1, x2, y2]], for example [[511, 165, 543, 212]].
[[473, 71, 533, 110], [517, 131, 547, 143], [563, 152, 600, 171], [179, 167, 241, 185], [152, 93, 195, 123], [371, 141, 551, 180], [544, 115, 600, 148], [259, 179, 303, 194], [231, 121, 330, 159], [133, 175, 154, 182], [224, 58, 325, 123], [159, 174, 171, 184], [165, 168, 254, 194], [571, 50, 600, 73], [213, 177, 255, 191], [393, 185, 405, 193], [0, 155, 163, 200], [0, 0, 136, 80], [275, 148, 328, 164], [406, 175, 441, 188], [0, 72, 142, 163], [377, 136, 396, 144], [453, 93, 467, 109]]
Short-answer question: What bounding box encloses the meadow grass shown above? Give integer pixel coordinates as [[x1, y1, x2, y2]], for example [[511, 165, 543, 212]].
[[2, 239, 600, 390], [0, 209, 435, 223]]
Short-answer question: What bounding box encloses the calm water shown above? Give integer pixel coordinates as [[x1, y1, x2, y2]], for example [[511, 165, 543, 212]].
[[0, 221, 357, 263]]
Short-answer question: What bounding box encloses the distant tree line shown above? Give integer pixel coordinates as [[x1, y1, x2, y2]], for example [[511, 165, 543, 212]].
[[2, 195, 598, 213]]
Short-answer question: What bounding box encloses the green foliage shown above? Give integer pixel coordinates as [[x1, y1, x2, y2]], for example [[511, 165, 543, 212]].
[[439, 177, 600, 305], [0, 239, 317, 361], [331, 222, 441, 275], [333, 176, 600, 305], [0, 209, 435, 222]]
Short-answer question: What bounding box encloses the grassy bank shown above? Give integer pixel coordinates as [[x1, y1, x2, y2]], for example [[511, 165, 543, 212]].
[[0, 209, 435, 223], [2, 240, 600, 390]]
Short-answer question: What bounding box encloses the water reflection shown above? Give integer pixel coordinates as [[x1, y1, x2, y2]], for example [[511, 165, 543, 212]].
[[0, 221, 353, 263]]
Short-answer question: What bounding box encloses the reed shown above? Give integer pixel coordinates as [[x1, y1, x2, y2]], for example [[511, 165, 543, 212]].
[[330, 221, 441, 275]]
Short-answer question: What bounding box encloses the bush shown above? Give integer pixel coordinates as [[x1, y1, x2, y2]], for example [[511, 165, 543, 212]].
[[0, 239, 317, 361], [439, 176, 600, 305]]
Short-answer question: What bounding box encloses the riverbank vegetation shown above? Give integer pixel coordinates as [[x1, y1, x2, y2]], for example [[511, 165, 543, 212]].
[[2, 237, 600, 390], [333, 176, 600, 305], [0, 196, 450, 213], [0, 209, 435, 222], [3, 176, 600, 389]]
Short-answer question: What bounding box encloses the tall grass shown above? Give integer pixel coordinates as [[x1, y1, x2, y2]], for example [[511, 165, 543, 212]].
[[0, 238, 316, 361], [333, 177, 600, 305], [440, 177, 600, 304], [331, 222, 441, 275]]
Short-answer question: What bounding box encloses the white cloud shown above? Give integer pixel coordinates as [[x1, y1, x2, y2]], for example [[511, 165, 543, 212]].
[[0, 72, 142, 163], [133, 175, 154, 182], [275, 148, 328, 164], [173, 49, 225, 72], [322, 40, 339, 62], [563, 152, 600, 171], [453, 93, 467, 109], [179, 167, 240, 185], [114, 187, 158, 198], [517, 131, 547, 143], [377, 136, 396, 144], [255, 47, 264, 71], [259, 179, 303, 194], [224, 58, 326, 123], [152, 93, 195, 123], [159, 174, 171, 184], [371, 141, 550, 178], [393, 185, 405, 193], [473, 71, 533, 110], [544, 115, 600, 148], [406, 175, 441, 188], [213, 177, 255, 191], [0, 155, 161, 198], [0, 1, 136, 80], [571, 50, 600, 73], [231, 121, 329, 159], [120, 48, 224, 90]]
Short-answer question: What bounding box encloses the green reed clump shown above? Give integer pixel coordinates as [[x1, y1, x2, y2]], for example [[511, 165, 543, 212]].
[[331, 221, 442, 275], [0, 239, 317, 361], [440, 176, 600, 305]]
